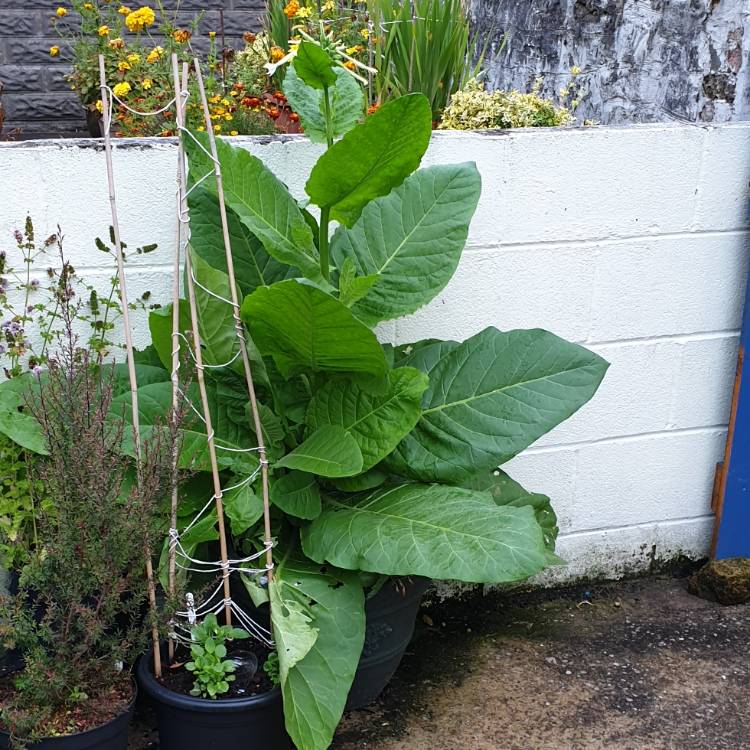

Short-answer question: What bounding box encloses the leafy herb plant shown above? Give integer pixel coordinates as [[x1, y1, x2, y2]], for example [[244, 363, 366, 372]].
[[0, 314, 174, 744], [185, 614, 250, 699]]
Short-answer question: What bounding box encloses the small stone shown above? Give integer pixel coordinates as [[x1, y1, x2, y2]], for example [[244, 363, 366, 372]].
[[688, 558, 750, 605]]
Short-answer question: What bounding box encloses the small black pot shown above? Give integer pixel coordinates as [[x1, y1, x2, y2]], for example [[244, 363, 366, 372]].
[[0, 682, 135, 750], [347, 576, 431, 710], [137, 653, 289, 750]]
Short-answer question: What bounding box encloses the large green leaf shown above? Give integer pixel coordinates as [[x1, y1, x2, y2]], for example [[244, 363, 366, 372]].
[[270, 471, 322, 520], [184, 133, 321, 282], [463, 469, 559, 552], [0, 382, 46, 454], [241, 279, 388, 378], [292, 41, 337, 89], [223, 480, 264, 535], [110, 381, 258, 474], [306, 367, 428, 471], [271, 545, 364, 750], [189, 188, 296, 297], [191, 249, 239, 367], [302, 483, 552, 583], [384, 327, 609, 483], [283, 64, 363, 145], [331, 163, 481, 325], [149, 302, 190, 372], [305, 94, 433, 227], [276, 426, 363, 478]]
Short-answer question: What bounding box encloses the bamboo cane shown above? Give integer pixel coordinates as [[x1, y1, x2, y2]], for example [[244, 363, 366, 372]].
[[192, 59, 275, 584], [167, 57, 190, 662], [97, 55, 162, 678]]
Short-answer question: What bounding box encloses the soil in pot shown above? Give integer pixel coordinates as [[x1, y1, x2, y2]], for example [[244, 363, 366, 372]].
[[138, 641, 289, 750], [0, 674, 135, 750]]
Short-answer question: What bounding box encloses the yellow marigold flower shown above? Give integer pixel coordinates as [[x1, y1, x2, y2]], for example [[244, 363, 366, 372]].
[[209, 94, 221, 103], [221, 98, 230, 106], [118, 60, 131, 71], [283, 0, 299, 18], [146, 46, 163, 63], [83, 2, 93, 9], [95, 99, 104, 113], [213, 124, 222, 133], [173, 28, 191, 43], [270, 46, 285, 62], [118, 5, 131, 15], [49, 45, 60, 57], [208, 31, 216, 39], [322, 0, 335, 11], [98, 25, 110, 36], [345, 45, 358, 55], [296, 5, 311, 17], [360, 27, 369, 39], [224, 113, 233, 121], [127, 53, 140, 63], [56, 7, 67, 17], [108, 37, 125, 49], [197, 125, 206, 132], [230, 130, 238, 136], [125, 6, 156, 32], [142, 78, 153, 89], [113, 81, 131, 98]]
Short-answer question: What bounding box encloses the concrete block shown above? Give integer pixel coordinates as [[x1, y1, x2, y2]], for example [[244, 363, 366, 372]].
[[393, 243, 596, 345], [589, 233, 749, 341], [694, 124, 750, 232], [669, 334, 739, 429], [571, 429, 725, 530]]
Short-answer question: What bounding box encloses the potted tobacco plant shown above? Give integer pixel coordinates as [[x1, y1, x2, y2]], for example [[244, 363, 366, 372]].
[[0, 317, 172, 749], [117, 41, 608, 750]]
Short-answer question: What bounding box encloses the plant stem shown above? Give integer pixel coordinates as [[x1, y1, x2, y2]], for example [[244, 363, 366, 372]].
[[319, 206, 330, 282], [319, 84, 334, 282], [322, 84, 334, 148]]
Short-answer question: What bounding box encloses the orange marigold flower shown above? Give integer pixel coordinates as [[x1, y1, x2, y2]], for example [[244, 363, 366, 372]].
[[243, 32, 256, 43], [108, 37, 125, 49], [173, 28, 192, 43], [344, 60, 355, 71], [283, 0, 299, 17], [289, 112, 300, 122], [267, 107, 280, 119], [270, 46, 285, 62], [367, 103, 380, 115]]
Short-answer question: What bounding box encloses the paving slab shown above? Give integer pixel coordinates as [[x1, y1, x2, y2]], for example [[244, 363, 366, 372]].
[[334, 574, 750, 750]]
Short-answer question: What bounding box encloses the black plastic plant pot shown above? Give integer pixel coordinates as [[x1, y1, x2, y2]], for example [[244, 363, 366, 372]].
[[136, 653, 290, 750], [0, 682, 135, 750], [347, 576, 431, 710]]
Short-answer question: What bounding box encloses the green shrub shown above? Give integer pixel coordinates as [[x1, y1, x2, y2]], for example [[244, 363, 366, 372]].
[[439, 78, 573, 130]]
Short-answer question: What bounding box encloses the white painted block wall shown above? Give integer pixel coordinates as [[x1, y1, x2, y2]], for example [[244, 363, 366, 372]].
[[1, 123, 748, 584]]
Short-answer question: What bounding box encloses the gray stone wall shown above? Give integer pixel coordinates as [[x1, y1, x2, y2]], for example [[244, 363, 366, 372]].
[[0, 1, 263, 139], [470, 0, 750, 125]]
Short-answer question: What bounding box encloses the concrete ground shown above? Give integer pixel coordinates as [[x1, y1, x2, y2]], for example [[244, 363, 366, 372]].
[[334, 573, 750, 750]]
